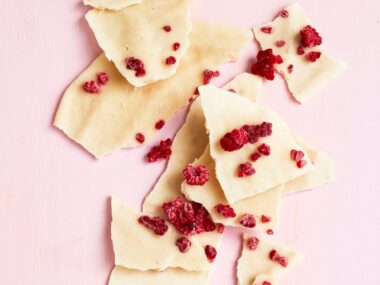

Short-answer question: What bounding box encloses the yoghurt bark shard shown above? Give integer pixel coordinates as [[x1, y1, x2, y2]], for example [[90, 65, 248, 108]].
[[54, 23, 252, 158], [84, 0, 141, 11], [85, 0, 193, 87], [238, 234, 302, 285], [198, 85, 313, 203], [108, 266, 208, 285], [253, 4, 347, 103]]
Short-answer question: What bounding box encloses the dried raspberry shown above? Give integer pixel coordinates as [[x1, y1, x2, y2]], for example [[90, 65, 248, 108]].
[[306, 51, 321, 62], [203, 70, 220, 84], [83, 80, 101, 94], [239, 213, 256, 228], [238, 162, 256, 177], [261, 215, 271, 223], [163, 25, 172, 32], [263, 281, 272, 285], [147, 138, 172, 163], [275, 40, 286, 48], [165, 56, 177, 65], [297, 46, 305, 55], [135, 133, 145, 144], [290, 149, 305, 161], [287, 64, 294, 74], [205, 245, 217, 262], [228, 88, 236, 93], [217, 224, 225, 234], [297, 160, 307, 168], [243, 122, 272, 144], [193, 87, 200, 95], [279, 9, 289, 18], [173, 42, 181, 51], [183, 164, 210, 186], [162, 197, 215, 235], [220, 128, 248, 152], [155, 120, 165, 130], [215, 204, 236, 218], [176, 237, 192, 253], [258, 143, 271, 156], [97, 72, 109, 85], [250, 152, 261, 162], [251, 49, 283, 80], [247, 236, 260, 250], [300, 25, 322, 48], [269, 249, 288, 267], [125, 56, 146, 77], [267, 229, 274, 235], [138, 215, 168, 236], [261, 26, 273, 34]]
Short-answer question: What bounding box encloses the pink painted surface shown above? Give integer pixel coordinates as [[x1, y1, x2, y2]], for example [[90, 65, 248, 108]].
[[0, 0, 379, 284]]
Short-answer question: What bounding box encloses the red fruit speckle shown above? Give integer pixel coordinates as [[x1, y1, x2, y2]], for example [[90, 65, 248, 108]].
[[297, 46, 306, 55], [250, 152, 261, 162], [290, 149, 305, 161], [125, 56, 146, 77], [97, 72, 109, 85], [300, 25, 322, 48], [288, 64, 294, 74], [220, 128, 248, 152], [269, 249, 288, 267], [163, 25, 172, 32], [162, 197, 215, 235], [238, 162, 256, 178], [263, 281, 272, 285], [135, 133, 145, 144], [261, 215, 271, 223], [306, 51, 322, 62], [165, 56, 177, 65], [215, 204, 237, 218], [217, 224, 225, 234], [258, 143, 271, 156], [243, 122, 273, 144], [183, 164, 210, 186], [173, 42, 181, 51], [251, 49, 283, 80], [155, 120, 165, 130], [176, 237, 192, 253], [297, 160, 308, 168], [138, 215, 168, 236], [239, 213, 256, 228], [205, 245, 217, 262], [279, 9, 289, 18], [275, 40, 286, 48], [247, 236, 260, 250], [228, 88, 236, 93], [261, 26, 273, 34], [147, 138, 172, 163], [267, 229, 274, 235], [83, 80, 101, 94], [203, 69, 220, 84]]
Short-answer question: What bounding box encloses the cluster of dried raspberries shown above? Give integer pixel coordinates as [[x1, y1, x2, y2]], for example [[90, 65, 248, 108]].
[[239, 213, 256, 228], [247, 236, 260, 250], [243, 122, 273, 144], [290, 149, 308, 168], [215, 204, 236, 218], [138, 215, 168, 236], [125, 56, 146, 77], [269, 249, 288, 267], [298, 25, 323, 62], [204, 245, 217, 262], [175, 237, 192, 253], [162, 197, 216, 235], [82, 72, 109, 94], [183, 164, 210, 186], [251, 49, 283, 80], [147, 139, 173, 163], [203, 69, 220, 84]]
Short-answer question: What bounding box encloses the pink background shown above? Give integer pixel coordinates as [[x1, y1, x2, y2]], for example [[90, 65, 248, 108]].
[[1, 0, 380, 284]]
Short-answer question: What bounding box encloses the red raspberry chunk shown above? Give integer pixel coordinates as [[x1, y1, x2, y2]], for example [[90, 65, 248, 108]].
[[258, 143, 271, 156], [146, 138, 172, 163], [203, 69, 220, 84], [215, 204, 237, 218], [263, 281, 272, 285], [138, 215, 168, 236], [275, 40, 286, 48], [247, 236, 260, 250], [300, 25, 322, 48], [163, 25, 172, 32], [155, 120, 165, 130], [125, 56, 146, 77], [250, 152, 261, 162], [287, 64, 294, 74], [297, 160, 308, 168], [251, 49, 283, 80], [243, 122, 272, 144], [220, 128, 248, 152], [269, 249, 288, 267], [183, 164, 210, 186], [261, 215, 272, 223], [279, 9, 289, 18], [165, 56, 177, 65], [306, 51, 321, 62], [176, 237, 192, 253], [135, 133, 145, 144], [267, 229, 274, 235], [83, 80, 101, 94], [261, 26, 273, 34], [173, 42, 181, 51], [97, 72, 109, 85], [290, 149, 305, 161], [239, 213, 256, 228], [204, 245, 217, 262], [238, 162, 256, 177], [297, 46, 306, 55], [217, 224, 225, 233]]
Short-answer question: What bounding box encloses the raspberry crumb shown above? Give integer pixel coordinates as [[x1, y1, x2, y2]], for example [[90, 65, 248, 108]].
[[279, 9, 289, 18], [97, 72, 109, 85], [239, 213, 256, 228], [203, 70, 220, 84], [263, 281, 272, 285], [251, 49, 283, 80], [135, 133, 145, 144], [247, 236, 260, 250], [220, 128, 248, 152], [138, 215, 168, 236], [155, 120, 165, 130], [228, 89, 236, 93], [215, 204, 237, 218], [83, 81, 101, 94], [193, 87, 200, 95], [258, 143, 271, 156], [290, 149, 305, 161], [163, 25, 172, 32], [165, 56, 177, 65], [146, 138, 172, 163], [176, 237, 192, 253], [250, 152, 261, 162], [287, 64, 294, 74], [269, 249, 288, 267], [297, 160, 308, 168], [267, 229, 274, 235], [173, 42, 181, 51], [306, 51, 322, 62], [238, 162, 256, 177], [183, 164, 210, 186], [205, 245, 217, 262], [261, 26, 273, 34], [297, 46, 305, 55], [243, 122, 273, 144], [125, 56, 146, 77], [217, 224, 225, 234], [300, 25, 322, 48], [275, 40, 286, 48], [261, 215, 271, 223]]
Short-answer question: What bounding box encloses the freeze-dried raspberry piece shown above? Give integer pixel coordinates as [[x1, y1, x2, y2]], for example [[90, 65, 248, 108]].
[[261, 26, 273, 34], [217, 224, 225, 234], [238, 162, 255, 177], [267, 229, 274, 235], [135, 133, 145, 144], [204, 245, 217, 262], [215, 204, 236, 218], [261, 215, 271, 223], [300, 25, 322, 48], [155, 120, 165, 130], [173, 42, 181, 51], [269, 249, 288, 267], [275, 40, 286, 48], [250, 152, 261, 162], [146, 138, 172, 163], [243, 122, 272, 144], [287, 64, 294, 74], [138, 215, 168, 236], [203, 70, 220, 84], [258, 143, 271, 156], [83, 80, 101, 94], [297, 46, 306, 55], [251, 49, 283, 80], [162, 197, 215, 235], [306, 51, 322, 62], [183, 164, 210, 186], [279, 9, 289, 18], [165, 56, 177, 65], [247, 236, 260, 250], [220, 128, 248, 152], [163, 25, 172, 32], [125, 56, 146, 77], [297, 160, 307, 168], [263, 281, 272, 285], [239, 213, 256, 228], [290, 149, 305, 161], [176, 237, 192, 253], [97, 72, 109, 85]]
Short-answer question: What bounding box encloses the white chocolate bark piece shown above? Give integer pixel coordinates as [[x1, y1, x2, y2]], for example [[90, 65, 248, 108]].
[[108, 266, 208, 285], [253, 4, 347, 103], [182, 146, 283, 231], [222, 73, 263, 102], [84, 0, 141, 11], [284, 133, 334, 195], [199, 85, 313, 203], [112, 197, 215, 271], [252, 274, 277, 285], [54, 23, 252, 158], [86, 0, 192, 87], [238, 234, 302, 285]]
